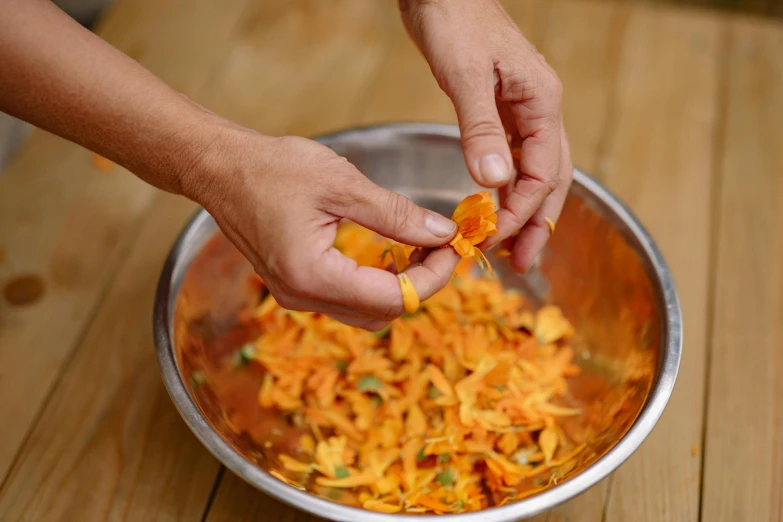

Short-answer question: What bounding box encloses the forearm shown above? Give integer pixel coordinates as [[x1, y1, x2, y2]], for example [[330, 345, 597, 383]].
[[0, 0, 230, 195]]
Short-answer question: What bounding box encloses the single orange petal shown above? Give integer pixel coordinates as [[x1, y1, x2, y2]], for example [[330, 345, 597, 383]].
[[363, 499, 402, 513], [539, 426, 559, 463], [398, 273, 420, 313], [452, 193, 485, 222], [91, 153, 114, 173], [416, 495, 451, 513], [405, 403, 427, 438], [316, 470, 377, 488], [425, 364, 454, 397], [390, 243, 411, 272], [545, 217, 556, 235], [279, 454, 312, 473]]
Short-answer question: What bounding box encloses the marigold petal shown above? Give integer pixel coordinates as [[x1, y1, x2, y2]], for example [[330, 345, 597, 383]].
[[363, 499, 402, 513], [398, 273, 420, 314], [539, 426, 559, 463]]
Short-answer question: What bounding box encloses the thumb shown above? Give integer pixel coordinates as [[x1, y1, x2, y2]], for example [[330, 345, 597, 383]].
[[338, 180, 456, 247], [448, 70, 513, 188]]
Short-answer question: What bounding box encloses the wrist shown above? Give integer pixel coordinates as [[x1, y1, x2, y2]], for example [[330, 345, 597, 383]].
[[175, 104, 265, 212]]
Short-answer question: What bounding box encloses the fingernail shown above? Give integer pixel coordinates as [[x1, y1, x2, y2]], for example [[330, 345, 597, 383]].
[[424, 211, 457, 237], [479, 154, 511, 185]]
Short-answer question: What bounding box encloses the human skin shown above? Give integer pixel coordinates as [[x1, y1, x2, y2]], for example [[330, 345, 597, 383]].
[[0, 0, 571, 331]]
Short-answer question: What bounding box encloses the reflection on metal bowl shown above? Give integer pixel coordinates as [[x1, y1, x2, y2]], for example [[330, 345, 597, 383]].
[[154, 123, 682, 521]]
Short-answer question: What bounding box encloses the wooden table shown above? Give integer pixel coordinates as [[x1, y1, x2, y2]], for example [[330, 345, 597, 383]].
[[0, 0, 781, 520]]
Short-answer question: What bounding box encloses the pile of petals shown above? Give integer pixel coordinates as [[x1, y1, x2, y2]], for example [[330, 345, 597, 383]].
[[244, 221, 592, 514]]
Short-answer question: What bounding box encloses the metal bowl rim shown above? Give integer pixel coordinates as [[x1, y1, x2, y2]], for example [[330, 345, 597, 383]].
[[153, 122, 682, 522]]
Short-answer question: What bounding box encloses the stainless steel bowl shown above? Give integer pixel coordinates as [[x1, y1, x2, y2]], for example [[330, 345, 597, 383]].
[[154, 123, 682, 521]]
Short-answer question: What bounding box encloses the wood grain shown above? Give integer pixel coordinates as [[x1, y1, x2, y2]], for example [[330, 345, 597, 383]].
[[0, 193, 221, 521], [598, 6, 722, 522], [701, 17, 783, 522], [541, 0, 631, 175], [0, 0, 253, 483], [202, 0, 398, 137]]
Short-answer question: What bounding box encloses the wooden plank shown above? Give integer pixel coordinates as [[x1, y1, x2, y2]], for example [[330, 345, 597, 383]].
[[202, 0, 398, 137], [701, 17, 783, 522], [0, 0, 253, 482], [598, 6, 722, 522], [0, 194, 223, 521], [542, 0, 631, 175]]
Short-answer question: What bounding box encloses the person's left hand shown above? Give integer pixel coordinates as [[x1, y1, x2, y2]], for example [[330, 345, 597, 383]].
[[400, 0, 573, 272]]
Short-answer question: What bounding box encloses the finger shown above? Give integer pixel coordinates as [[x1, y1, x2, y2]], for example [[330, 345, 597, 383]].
[[313, 246, 460, 320], [509, 118, 572, 271], [505, 58, 562, 191], [334, 177, 457, 247], [326, 313, 390, 332], [478, 71, 563, 248], [408, 247, 430, 266], [263, 284, 380, 321], [479, 176, 552, 250], [507, 187, 564, 272], [447, 65, 514, 188]]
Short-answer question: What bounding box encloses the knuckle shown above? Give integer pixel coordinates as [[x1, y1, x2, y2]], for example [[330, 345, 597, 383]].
[[543, 176, 559, 194], [461, 118, 505, 144], [505, 178, 554, 223], [383, 193, 415, 235], [497, 68, 535, 101], [440, 60, 489, 94], [534, 166, 559, 194]]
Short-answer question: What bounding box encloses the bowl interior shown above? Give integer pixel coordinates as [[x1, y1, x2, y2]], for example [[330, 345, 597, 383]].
[[166, 125, 668, 518]]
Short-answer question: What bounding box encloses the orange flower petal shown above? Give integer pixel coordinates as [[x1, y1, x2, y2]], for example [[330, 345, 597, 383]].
[[398, 273, 420, 314], [316, 471, 377, 488], [539, 426, 559, 463], [363, 499, 402, 513], [91, 153, 114, 173], [545, 217, 556, 235]]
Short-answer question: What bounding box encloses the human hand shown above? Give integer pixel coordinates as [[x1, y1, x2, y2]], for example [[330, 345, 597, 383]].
[[185, 130, 460, 331], [400, 0, 573, 271]]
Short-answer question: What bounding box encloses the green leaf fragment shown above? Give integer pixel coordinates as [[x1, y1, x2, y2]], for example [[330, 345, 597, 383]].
[[239, 344, 255, 364], [357, 375, 381, 392], [335, 465, 350, 479], [436, 470, 453, 486], [428, 385, 442, 400], [417, 446, 427, 462]]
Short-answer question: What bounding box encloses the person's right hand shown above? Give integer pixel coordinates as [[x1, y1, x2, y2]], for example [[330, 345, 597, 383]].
[[185, 129, 461, 331]]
